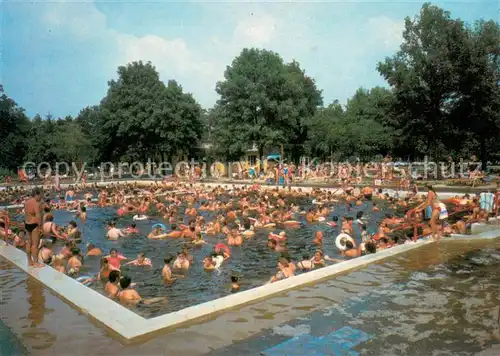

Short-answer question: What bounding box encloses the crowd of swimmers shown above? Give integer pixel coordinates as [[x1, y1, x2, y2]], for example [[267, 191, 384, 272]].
[[0, 180, 499, 307]]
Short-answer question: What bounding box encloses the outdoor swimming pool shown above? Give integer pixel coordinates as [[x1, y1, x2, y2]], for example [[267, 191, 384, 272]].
[[3, 184, 474, 318], [7, 191, 397, 317], [2, 236, 500, 355]]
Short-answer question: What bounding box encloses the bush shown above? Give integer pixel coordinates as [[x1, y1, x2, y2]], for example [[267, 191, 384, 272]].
[[0, 167, 14, 181]]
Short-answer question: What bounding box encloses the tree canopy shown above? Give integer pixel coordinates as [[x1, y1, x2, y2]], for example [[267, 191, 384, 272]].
[[377, 3, 500, 164], [213, 48, 322, 162], [0, 3, 498, 177]]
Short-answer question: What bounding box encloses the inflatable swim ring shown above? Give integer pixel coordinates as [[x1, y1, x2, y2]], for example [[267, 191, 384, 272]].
[[335, 233, 355, 251], [283, 220, 301, 226], [327, 221, 337, 227], [215, 243, 230, 255], [268, 232, 286, 241], [263, 223, 276, 228], [76, 276, 92, 286], [317, 217, 326, 222], [152, 223, 167, 230], [133, 215, 148, 221]]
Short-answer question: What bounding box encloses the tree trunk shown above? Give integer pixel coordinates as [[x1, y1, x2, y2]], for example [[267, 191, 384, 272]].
[[258, 146, 264, 172], [480, 137, 488, 172]]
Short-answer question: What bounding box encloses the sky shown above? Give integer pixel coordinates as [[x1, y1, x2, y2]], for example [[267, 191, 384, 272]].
[[2, 0, 498, 118]]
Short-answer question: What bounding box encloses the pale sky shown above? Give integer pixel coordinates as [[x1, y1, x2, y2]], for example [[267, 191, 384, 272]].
[[2, 0, 497, 118]]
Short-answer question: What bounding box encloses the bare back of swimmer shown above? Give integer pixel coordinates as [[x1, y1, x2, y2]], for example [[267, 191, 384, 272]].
[[24, 189, 43, 268]]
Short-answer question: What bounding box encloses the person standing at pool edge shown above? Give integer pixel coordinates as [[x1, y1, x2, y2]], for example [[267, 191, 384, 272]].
[[24, 189, 44, 268]]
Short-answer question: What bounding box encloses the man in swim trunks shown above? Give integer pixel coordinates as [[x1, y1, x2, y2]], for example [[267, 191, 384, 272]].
[[24, 189, 43, 267]]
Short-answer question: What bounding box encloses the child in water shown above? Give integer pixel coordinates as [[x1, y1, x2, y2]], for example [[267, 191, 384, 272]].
[[231, 275, 240, 292]]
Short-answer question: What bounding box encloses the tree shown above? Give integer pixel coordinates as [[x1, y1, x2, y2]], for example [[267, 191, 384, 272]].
[[75, 105, 101, 164], [307, 91, 394, 161], [153, 80, 203, 161], [377, 3, 470, 160], [0, 87, 31, 172], [98, 61, 203, 162], [342, 87, 395, 159], [306, 101, 344, 158], [283, 60, 323, 162], [449, 19, 500, 168], [213, 48, 322, 163]]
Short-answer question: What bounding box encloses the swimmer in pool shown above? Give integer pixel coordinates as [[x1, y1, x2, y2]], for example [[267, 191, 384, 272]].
[[231, 275, 240, 292], [267, 257, 294, 283], [107, 247, 128, 267], [67, 247, 83, 275], [86, 243, 102, 256], [296, 254, 314, 271], [107, 221, 126, 240], [117, 275, 166, 306], [67, 221, 82, 242], [124, 252, 152, 267], [98, 258, 118, 281], [312, 231, 323, 245], [162, 256, 184, 283], [173, 252, 190, 270], [104, 270, 121, 298], [42, 214, 63, 243], [38, 240, 53, 264]]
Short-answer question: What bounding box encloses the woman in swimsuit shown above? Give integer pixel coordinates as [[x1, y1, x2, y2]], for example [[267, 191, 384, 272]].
[[415, 185, 437, 219], [42, 214, 62, 243], [297, 254, 314, 271], [38, 240, 53, 264], [430, 200, 442, 241], [0, 211, 10, 245], [268, 257, 294, 283]]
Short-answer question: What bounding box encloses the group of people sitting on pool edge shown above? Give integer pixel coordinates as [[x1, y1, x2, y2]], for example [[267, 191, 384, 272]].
[[1, 180, 499, 305]]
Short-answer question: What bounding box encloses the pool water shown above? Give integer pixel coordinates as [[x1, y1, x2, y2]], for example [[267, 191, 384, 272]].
[[3, 187, 468, 319], [0, 319, 29, 356], [210, 244, 500, 355], [25, 195, 394, 317], [2, 238, 500, 355]]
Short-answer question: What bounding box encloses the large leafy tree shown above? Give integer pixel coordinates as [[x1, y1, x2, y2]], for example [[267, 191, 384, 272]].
[[0, 87, 31, 171], [306, 101, 344, 158], [307, 89, 394, 161], [98, 61, 202, 162], [342, 87, 395, 160], [213, 48, 322, 162], [449, 19, 500, 168], [377, 3, 470, 160], [154, 80, 203, 161]]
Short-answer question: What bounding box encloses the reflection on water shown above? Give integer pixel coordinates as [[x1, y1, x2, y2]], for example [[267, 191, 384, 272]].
[[25, 279, 45, 328], [339, 247, 500, 355], [19, 278, 57, 350], [210, 244, 500, 356], [2, 238, 500, 356]]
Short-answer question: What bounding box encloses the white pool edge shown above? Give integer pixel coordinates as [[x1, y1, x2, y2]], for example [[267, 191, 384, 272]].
[[0, 238, 439, 340], [1, 180, 499, 341]]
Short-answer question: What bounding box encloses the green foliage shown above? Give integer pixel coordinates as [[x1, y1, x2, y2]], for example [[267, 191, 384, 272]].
[[98, 61, 203, 161], [0, 4, 498, 172], [0, 87, 30, 170], [213, 48, 322, 161], [307, 88, 395, 161], [377, 3, 500, 164]]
